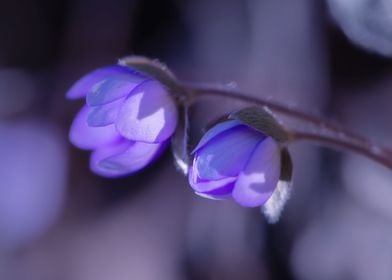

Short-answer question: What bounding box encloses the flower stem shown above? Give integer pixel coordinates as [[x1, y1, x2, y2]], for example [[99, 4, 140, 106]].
[[186, 84, 392, 170]]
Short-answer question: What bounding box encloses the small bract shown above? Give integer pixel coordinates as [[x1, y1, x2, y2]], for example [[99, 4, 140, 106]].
[[67, 64, 178, 177]]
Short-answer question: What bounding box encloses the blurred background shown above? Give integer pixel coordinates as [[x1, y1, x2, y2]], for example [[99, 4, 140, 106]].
[[1, 0, 392, 279]]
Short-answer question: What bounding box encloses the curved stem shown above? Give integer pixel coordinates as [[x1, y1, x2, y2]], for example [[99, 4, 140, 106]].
[[185, 84, 392, 170], [293, 132, 392, 169]]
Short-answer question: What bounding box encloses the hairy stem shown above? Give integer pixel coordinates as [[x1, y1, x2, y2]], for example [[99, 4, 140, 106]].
[[186, 84, 392, 170]]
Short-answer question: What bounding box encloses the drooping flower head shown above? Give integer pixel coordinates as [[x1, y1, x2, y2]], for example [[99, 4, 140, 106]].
[[66, 62, 178, 177], [189, 107, 292, 208]]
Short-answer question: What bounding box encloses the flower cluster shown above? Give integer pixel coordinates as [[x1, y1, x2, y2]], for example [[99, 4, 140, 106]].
[[65, 55, 392, 221], [66, 58, 288, 210]]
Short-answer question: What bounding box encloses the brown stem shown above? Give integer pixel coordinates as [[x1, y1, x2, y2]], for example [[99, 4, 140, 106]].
[[185, 85, 392, 170], [293, 132, 392, 169]]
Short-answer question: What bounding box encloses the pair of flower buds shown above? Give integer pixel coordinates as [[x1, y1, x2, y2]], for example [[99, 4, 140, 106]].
[[67, 57, 293, 216]]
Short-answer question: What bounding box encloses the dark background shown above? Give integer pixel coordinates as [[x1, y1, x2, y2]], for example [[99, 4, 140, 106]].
[[1, 0, 392, 279]]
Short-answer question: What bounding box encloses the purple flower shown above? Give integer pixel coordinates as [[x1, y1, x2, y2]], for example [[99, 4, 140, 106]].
[[66, 65, 178, 177], [188, 120, 281, 207]]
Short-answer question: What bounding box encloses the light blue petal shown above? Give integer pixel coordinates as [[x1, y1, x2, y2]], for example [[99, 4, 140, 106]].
[[192, 120, 242, 153], [115, 80, 177, 143], [90, 140, 167, 178], [232, 137, 281, 207], [69, 106, 119, 150], [87, 98, 125, 127], [188, 166, 236, 193], [66, 65, 130, 100], [194, 126, 264, 180], [86, 73, 148, 106]]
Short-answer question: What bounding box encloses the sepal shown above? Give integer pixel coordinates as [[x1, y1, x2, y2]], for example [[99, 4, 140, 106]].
[[230, 106, 291, 143], [261, 148, 293, 223]]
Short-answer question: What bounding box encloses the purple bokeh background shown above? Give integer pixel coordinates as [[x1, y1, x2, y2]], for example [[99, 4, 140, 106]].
[[1, 0, 392, 279]]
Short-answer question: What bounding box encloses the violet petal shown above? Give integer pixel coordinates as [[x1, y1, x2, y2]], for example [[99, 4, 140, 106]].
[[66, 65, 130, 100], [232, 137, 281, 207], [69, 106, 119, 150], [192, 120, 242, 153], [194, 126, 263, 180], [116, 80, 177, 143], [188, 166, 237, 193], [90, 139, 167, 177], [200, 182, 235, 196], [194, 191, 232, 200], [86, 74, 148, 106], [87, 98, 125, 127]]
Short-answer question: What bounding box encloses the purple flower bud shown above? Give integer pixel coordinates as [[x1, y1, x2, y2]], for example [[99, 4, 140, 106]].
[[189, 120, 281, 207], [67, 65, 178, 177]]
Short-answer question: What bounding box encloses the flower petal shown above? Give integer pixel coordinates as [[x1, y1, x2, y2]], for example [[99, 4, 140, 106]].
[[87, 98, 125, 127], [203, 183, 235, 196], [194, 126, 263, 180], [194, 190, 232, 200], [192, 120, 242, 153], [188, 167, 236, 193], [116, 80, 177, 143], [66, 65, 131, 100], [232, 137, 281, 207], [69, 106, 119, 150], [86, 73, 148, 106], [90, 139, 167, 177]]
